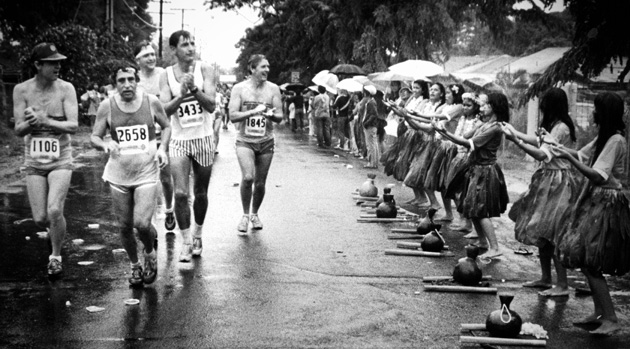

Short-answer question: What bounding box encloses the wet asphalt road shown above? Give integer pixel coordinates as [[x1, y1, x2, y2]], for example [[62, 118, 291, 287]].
[[1, 123, 629, 349]]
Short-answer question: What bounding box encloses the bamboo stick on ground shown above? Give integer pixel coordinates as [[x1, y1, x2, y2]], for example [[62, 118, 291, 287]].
[[424, 285, 497, 293], [460, 324, 487, 331], [352, 195, 378, 201], [396, 241, 449, 250], [360, 214, 416, 219], [459, 335, 546, 347], [387, 234, 424, 240], [384, 249, 445, 257], [357, 218, 412, 223], [424, 276, 492, 282], [390, 228, 419, 234]]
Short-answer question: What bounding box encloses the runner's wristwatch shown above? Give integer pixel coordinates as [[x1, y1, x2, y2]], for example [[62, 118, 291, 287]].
[[190, 86, 198, 94]]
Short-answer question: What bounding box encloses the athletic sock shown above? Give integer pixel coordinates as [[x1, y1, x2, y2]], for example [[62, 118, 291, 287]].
[[49, 255, 62, 262], [193, 223, 203, 239], [180, 228, 193, 244], [165, 207, 173, 214], [130, 261, 141, 269], [144, 249, 156, 259]]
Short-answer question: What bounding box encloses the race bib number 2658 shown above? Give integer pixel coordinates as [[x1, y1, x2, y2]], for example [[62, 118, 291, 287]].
[[116, 124, 149, 155]]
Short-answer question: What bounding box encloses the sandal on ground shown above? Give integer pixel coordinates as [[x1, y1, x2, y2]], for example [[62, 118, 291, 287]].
[[538, 289, 570, 297], [513, 247, 533, 255], [522, 280, 552, 289]]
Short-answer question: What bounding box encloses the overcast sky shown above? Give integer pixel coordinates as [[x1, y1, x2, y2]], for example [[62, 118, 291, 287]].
[[147, 0, 566, 69], [147, 0, 258, 68]]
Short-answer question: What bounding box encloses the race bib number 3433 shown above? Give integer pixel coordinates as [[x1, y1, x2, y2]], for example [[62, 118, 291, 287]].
[[116, 124, 149, 155], [245, 115, 266, 137], [30, 137, 60, 163], [178, 97, 204, 128]]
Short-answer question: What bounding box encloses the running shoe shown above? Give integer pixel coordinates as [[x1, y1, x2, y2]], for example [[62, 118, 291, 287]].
[[237, 215, 249, 232], [192, 237, 203, 256], [250, 214, 263, 230], [179, 244, 193, 262], [164, 211, 176, 231], [143, 255, 158, 284], [129, 265, 143, 287], [47, 258, 63, 276]]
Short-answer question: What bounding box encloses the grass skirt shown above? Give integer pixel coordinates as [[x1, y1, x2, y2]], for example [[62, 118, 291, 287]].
[[393, 131, 423, 182], [555, 186, 630, 276], [509, 169, 583, 246], [450, 163, 508, 218], [423, 140, 448, 191], [380, 122, 409, 176], [444, 152, 469, 199], [436, 141, 458, 191], [403, 137, 437, 188]]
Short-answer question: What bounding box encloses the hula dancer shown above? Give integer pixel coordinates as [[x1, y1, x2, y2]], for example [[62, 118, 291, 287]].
[[445, 92, 481, 233], [550, 92, 628, 336], [434, 92, 510, 259], [503, 88, 581, 296]]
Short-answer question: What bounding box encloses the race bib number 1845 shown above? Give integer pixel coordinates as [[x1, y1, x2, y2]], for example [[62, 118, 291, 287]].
[[245, 115, 266, 137]]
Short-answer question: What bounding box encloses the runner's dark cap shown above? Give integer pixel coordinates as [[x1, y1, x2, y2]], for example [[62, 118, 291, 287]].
[[31, 43, 67, 62]]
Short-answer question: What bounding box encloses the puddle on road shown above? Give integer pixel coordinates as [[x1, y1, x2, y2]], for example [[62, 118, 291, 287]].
[[0, 155, 116, 283]]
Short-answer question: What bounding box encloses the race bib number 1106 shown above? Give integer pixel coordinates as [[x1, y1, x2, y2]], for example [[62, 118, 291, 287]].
[[30, 137, 60, 163]]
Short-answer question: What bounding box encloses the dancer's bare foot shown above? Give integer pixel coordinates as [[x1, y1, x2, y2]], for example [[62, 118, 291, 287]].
[[538, 286, 570, 297], [589, 320, 621, 336], [573, 314, 602, 326], [434, 214, 453, 222], [523, 279, 552, 289]]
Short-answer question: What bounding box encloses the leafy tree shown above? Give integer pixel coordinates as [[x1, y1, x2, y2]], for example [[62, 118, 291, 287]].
[[16, 23, 135, 92], [0, 0, 155, 44], [524, 0, 630, 100]]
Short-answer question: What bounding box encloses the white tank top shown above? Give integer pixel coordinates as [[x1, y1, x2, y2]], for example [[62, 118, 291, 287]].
[[166, 62, 214, 141]]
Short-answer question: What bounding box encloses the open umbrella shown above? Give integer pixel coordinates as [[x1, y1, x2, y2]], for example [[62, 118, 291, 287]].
[[369, 71, 419, 82], [330, 64, 366, 76], [335, 78, 364, 93], [285, 83, 306, 93], [312, 70, 339, 94], [388, 60, 444, 78]]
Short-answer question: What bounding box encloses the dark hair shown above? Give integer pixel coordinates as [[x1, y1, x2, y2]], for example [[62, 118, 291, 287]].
[[133, 40, 155, 57], [354, 91, 363, 100], [110, 66, 140, 85], [248, 54, 267, 74], [486, 92, 510, 122], [592, 92, 625, 162], [462, 93, 480, 116], [413, 80, 429, 99], [169, 30, 191, 48], [447, 84, 465, 104], [375, 90, 389, 115], [539, 88, 576, 142], [432, 83, 446, 109], [317, 85, 326, 94]]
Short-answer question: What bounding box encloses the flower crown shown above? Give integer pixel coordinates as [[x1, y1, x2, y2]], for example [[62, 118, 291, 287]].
[[462, 92, 480, 105]]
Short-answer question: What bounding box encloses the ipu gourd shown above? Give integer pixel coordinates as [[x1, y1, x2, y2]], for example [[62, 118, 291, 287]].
[[453, 244, 483, 286], [486, 294, 523, 338], [375, 188, 397, 218], [359, 173, 378, 197], [416, 208, 441, 235], [420, 230, 445, 252]]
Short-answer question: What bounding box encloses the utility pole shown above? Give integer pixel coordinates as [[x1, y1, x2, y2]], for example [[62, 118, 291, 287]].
[[172, 8, 194, 31], [159, 0, 163, 59]]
